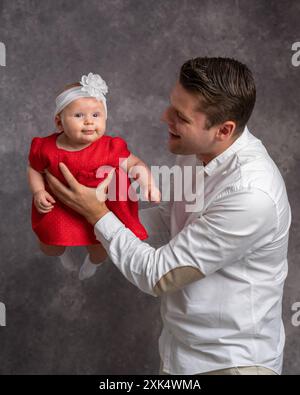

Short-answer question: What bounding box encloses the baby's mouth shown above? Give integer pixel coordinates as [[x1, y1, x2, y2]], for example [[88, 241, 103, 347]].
[[82, 130, 95, 134]]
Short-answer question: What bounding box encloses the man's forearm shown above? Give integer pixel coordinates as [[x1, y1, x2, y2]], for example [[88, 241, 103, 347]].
[[93, 211, 204, 297]]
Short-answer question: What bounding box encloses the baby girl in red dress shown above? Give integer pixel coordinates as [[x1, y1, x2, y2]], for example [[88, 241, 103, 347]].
[[27, 72, 161, 280]]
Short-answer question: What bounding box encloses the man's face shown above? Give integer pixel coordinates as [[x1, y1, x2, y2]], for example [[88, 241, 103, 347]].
[[161, 81, 217, 159], [56, 97, 106, 147]]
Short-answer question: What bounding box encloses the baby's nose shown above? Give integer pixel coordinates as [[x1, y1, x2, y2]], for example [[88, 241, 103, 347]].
[[84, 116, 94, 124]]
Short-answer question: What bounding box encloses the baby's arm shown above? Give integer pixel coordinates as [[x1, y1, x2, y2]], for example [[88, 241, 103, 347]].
[[120, 154, 161, 203], [27, 165, 56, 213]]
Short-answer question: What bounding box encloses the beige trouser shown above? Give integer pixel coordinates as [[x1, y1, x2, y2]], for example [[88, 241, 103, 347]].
[[159, 361, 278, 375]]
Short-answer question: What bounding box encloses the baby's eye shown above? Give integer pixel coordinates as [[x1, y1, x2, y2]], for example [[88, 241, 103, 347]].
[[74, 113, 83, 117], [93, 112, 100, 117]]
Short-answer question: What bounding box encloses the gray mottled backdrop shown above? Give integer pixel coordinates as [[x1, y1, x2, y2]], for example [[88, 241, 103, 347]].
[[0, 0, 299, 374]]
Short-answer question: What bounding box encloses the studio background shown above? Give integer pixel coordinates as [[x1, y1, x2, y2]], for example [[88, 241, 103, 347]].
[[0, 0, 299, 374]]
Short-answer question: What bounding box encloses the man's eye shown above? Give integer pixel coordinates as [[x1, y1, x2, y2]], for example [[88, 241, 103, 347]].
[[177, 112, 186, 122]]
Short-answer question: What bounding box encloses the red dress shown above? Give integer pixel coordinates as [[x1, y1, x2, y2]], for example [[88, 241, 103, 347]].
[[29, 131, 148, 246]]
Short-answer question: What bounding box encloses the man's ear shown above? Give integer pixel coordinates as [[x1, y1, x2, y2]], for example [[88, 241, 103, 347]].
[[55, 114, 63, 131], [216, 121, 236, 141]]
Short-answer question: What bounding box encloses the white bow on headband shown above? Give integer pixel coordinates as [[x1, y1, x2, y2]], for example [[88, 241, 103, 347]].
[[55, 72, 109, 118]]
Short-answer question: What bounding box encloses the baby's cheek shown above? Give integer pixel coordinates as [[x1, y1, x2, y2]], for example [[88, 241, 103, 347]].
[[97, 120, 106, 133]]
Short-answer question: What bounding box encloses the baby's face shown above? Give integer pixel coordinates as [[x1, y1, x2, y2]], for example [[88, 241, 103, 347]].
[[57, 97, 106, 146]]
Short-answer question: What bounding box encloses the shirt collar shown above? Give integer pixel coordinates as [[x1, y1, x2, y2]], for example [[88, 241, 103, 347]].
[[199, 126, 250, 176]]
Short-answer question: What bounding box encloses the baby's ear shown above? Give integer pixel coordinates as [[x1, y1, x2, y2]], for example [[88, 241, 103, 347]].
[[55, 114, 63, 131]]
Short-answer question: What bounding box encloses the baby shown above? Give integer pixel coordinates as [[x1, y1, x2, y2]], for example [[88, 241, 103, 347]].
[[27, 72, 161, 280]]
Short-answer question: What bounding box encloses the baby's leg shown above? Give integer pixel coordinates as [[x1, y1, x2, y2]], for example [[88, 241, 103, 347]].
[[39, 241, 66, 256], [86, 243, 108, 264], [79, 243, 107, 280]]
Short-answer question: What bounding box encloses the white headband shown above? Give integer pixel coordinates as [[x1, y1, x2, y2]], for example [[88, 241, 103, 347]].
[[54, 73, 108, 118]]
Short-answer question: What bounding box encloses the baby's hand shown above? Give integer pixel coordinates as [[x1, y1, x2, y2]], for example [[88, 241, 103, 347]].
[[142, 185, 161, 203], [33, 190, 56, 214]]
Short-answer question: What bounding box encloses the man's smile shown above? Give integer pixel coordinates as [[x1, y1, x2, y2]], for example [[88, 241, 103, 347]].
[[168, 129, 181, 139]]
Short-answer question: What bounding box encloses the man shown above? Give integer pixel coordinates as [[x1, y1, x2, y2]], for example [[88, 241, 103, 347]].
[[45, 57, 291, 375]]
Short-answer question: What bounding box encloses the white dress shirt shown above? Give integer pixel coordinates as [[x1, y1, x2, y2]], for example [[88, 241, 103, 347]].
[[94, 127, 291, 375]]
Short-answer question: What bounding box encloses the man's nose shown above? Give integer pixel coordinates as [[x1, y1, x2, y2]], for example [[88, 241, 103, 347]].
[[160, 109, 169, 123]]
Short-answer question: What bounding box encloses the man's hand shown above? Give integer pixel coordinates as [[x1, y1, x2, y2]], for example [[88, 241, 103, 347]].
[[142, 184, 161, 203], [45, 163, 115, 225]]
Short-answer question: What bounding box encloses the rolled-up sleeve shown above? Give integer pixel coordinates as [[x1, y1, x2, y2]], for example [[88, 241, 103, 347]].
[[94, 188, 278, 297]]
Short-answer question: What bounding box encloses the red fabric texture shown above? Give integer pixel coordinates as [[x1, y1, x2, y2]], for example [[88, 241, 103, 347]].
[[29, 132, 148, 245]]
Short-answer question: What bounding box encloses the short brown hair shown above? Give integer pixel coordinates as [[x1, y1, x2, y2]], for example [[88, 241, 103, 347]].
[[180, 57, 256, 134]]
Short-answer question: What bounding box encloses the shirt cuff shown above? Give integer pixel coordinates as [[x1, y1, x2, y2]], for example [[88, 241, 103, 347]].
[[94, 211, 125, 242]]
